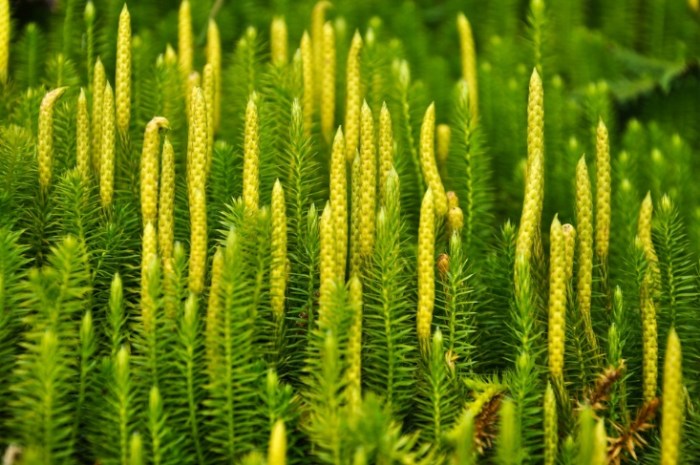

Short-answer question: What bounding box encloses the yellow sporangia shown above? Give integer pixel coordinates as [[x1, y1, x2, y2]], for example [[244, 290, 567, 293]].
[[271, 180, 288, 319], [419, 103, 448, 216], [638, 194, 660, 403], [202, 63, 214, 174], [187, 87, 207, 199], [38, 87, 68, 192], [140, 117, 169, 226], [575, 156, 597, 351], [0, 0, 10, 84], [457, 13, 478, 120], [206, 19, 222, 131], [205, 247, 224, 375], [330, 128, 348, 281], [548, 216, 566, 381], [446, 192, 464, 237], [595, 118, 611, 263], [186, 71, 200, 122], [638, 192, 660, 285], [515, 68, 544, 263], [187, 88, 208, 295], [640, 262, 658, 403], [101, 83, 116, 208], [76, 88, 91, 180], [378, 102, 394, 206], [544, 382, 557, 465], [115, 5, 131, 136], [311, 1, 331, 104], [562, 223, 576, 281], [359, 101, 377, 258], [158, 137, 175, 263], [271, 16, 289, 67], [417, 188, 436, 353], [344, 31, 363, 162], [347, 275, 363, 415], [188, 187, 207, 295], [243, 94, 260, 214], [164, 44, 177, 65], [178, 0, 193, 78], [593, 419, 607, 465], [436, 123, 451, 175], [661, 328, 683, 465], [350, 152, 361, 275], [300, 31, 314, 135], [268, 420, 287, 465], [319, 201, 335, 327], [92, 58, 106, 174], [320, 21, 336, 144], [141, 221, 158, 335]]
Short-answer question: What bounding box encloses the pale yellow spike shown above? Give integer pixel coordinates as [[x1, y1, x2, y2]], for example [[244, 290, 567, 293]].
[[344, 31, 363, 162], [457, 13, 478, 120], [140, 117, 170, 226], [311, 1, 332, 103], [0, 0, 10, 84], [419, 103, 448, 216], [243, 94, 260, 214], [330, 128, 348, 281], [38, 87, 68, 191], [320, 21, 336, 144], [100, 83, 116, 208], [271, 16, 289, 66], [76, 89, 91, 180], [207, 19, 222, 130], [115, 5, 131, 136], [92, 58, 106, 175], [178, 0, 193, 78], [301, 32, 314, 135]]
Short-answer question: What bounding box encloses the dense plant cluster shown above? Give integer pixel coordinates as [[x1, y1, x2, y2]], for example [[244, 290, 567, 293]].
[[0, 0, 699, 464]]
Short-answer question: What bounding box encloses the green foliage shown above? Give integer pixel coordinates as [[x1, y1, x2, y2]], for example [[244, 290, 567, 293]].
[[362, 171, 416, 417], [0, 0, 699, 463]]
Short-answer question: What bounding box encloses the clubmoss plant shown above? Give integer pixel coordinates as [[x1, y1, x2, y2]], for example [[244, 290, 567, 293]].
[[100, 82, 115, 208], [76, 89, 90, 180], [344, 31, 362, 162], [661, 328, 683, 465], [515, 69, 544, 264], [457, 13, 478, 120], [330, 128, 348, 280], [417, 188, 435, 352], [320, 21, 336, 144], [419, 103, 448, 216], [91, 58, 106, 173], [0, 0, 8, 84], [177, 0, 193, 79], [377, 105, 394, 206], [300, 31, 314, 135], [38, 87, 68, 191], [115, 5, 131, 138], [575, 156, 596, 352], [206, 19, 222, 130], [0, 2, 699, 463], [271, 17, 289, 68]]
